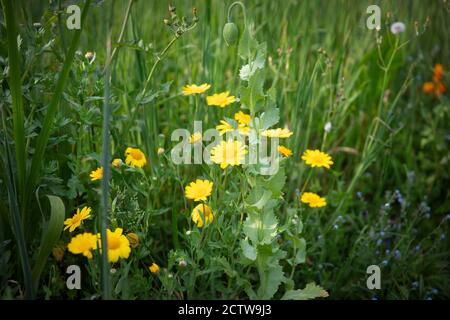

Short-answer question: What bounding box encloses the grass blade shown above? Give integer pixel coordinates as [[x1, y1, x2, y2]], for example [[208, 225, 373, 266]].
[[31, 195, 65, 290], [1, 0, 26, 211]]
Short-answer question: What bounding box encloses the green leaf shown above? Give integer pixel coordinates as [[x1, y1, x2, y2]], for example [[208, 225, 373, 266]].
[[265, 166, 286, 198], [241, 239, 257, 261], [243, 205, 278, 244], [240, 69, 265, 113], [32, 195, 65, 289], [294, 238, 306, 264], [282, 282, 329, 300], [260, 108, 280, 130], [238, 27, 257, 60]]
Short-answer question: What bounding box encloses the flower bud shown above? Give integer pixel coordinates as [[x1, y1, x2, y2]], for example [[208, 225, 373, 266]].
[[179, 260, 187, 268], [223, 22, 238, 46]]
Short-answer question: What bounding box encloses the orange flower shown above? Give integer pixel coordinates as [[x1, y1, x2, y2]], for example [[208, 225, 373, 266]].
[[434, 82, 446, 96], [432, 64, 444, 82], [422, 82, 434, 94]]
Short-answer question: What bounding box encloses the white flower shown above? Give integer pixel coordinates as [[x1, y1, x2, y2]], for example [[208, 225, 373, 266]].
[[390, 22, 405, 34], [324, 121, 332, 133], [239, 64, 253, 81]]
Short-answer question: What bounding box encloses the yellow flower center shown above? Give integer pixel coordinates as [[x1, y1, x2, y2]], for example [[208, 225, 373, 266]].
[[129, 149, 142, 160], [108, 236, 121, 250]]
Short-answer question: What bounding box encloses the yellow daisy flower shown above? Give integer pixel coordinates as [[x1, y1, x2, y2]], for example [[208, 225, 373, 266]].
[[206, 91, 236, 107], [300, 192, 327, 208], [149, 262, 160, 273], [278, 145, 293, 157], [64, 206, 92, 232], [191, 203, 214, 228], [90, 167, 103, 181], [125, 147, 147, 168], [98, 228, 131, 263], [185, 179, 213, 202], [216, 120, 234, 135], [210, 140, 247, 169], [189, 132, 202, 144], [112, 158, 123, 168], [261, 128, 293, 138], [301, 149, 334, 169], [234, 111, 251, 125], [182, 83, 211, 95], [67, 232, 98, 259]]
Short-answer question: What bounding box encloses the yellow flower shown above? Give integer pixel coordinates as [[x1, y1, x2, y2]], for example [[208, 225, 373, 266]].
[[206, 91, 236, 107], [261, 128, 293, 138], [112, 158, 123, 168], [182, 83, 211, 95], [189, 132, 202, 144], [185, 179, 213, 202], [90, 167, 103, 181], [278, 145, 293, 157], [125, 147, 147, 168], [210, 140, 247, 169], [300, 192, 327, 208], [216, 120, 234, 135], [67, 233, 98, 259], [98, 228, 131, 263], [149, 263, 160, 273], [301, 149, 334, 169], [126, 232, 139, 248], [191, 203, 214, 228], [64, 206, 92, 232], [234, 111, 251, 125], [238, 124, 250, 135]]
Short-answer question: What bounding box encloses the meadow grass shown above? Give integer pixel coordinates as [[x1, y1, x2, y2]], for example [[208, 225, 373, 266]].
[[0, 0, 448, 299]]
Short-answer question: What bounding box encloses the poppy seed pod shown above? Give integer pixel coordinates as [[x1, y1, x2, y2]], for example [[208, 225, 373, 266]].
[[223, 22, 238, 46]]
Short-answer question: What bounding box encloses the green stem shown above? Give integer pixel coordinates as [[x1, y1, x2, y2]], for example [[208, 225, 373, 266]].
[[100, 15, 113, 301], [227, 1, 247, 29]]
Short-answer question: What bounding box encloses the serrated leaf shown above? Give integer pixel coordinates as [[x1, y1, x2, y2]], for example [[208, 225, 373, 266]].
[[265, 166, 285, 197], [282, 282, 329, 300]]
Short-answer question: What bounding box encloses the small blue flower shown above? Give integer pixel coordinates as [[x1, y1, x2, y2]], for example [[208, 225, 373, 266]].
[[385, 249, 390, 255], [376, 239, 383, 246], [440, 234, 446, 241], [371, 295, 380, 300], [431, 288, 438, 295], [381, 260, 389, 266], [412, 281, 419, 288], [414, 245, 421, 252], [384, 203, 391, 209], [333, 224, 339, 230], [379, 231, 385, 237], [394, 249, 401, 259], [446, 214, 450, 220], [356, 191, 362, 199]]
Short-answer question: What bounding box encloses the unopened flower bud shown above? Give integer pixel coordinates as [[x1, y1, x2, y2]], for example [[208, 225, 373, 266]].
[[223, 22, 238, 46]]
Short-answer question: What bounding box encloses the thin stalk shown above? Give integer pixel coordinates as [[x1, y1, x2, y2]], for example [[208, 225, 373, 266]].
[[103, 0, 134, 73], [99, 12, 113, 301]]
